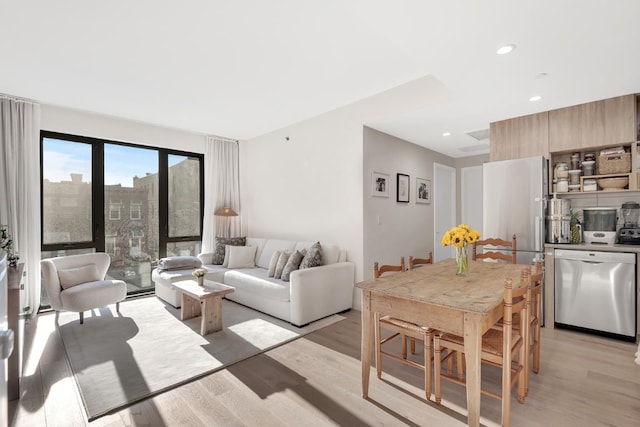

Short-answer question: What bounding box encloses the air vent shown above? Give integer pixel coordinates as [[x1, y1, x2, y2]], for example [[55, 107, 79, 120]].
[[458, 143, 490, 153], [465, 128, 490, 141]]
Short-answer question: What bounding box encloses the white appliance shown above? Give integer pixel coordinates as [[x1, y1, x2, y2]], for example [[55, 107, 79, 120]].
[[483, 156, 547, 265], [0, 252, 14, 427]]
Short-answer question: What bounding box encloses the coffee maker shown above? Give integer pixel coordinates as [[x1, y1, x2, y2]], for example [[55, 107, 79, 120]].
[[617, 202, 640, 244]]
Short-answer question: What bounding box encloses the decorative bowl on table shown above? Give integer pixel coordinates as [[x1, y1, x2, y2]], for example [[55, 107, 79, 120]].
[[596, 176, 629, 191]]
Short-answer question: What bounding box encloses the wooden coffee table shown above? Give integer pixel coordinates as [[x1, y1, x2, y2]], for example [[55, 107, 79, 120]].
[[171, 278, 235, 336]]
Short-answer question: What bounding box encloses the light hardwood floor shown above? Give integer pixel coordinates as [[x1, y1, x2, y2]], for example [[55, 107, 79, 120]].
[[8, 308, 640, 427]]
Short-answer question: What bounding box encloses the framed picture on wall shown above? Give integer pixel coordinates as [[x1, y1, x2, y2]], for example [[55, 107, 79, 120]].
[[416, 177, 431, 204], [397, 173, 410, 203], [371, 171, 389, 197]]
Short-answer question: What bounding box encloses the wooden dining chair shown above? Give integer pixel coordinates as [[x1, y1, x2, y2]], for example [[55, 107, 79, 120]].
[[434, 266, 531, 426], [373, 257, 405, 278], [490, 259, 543, 397], [472, 234, 517, 263], [374, 257, 436, 400], [408, 251, 433, 270]]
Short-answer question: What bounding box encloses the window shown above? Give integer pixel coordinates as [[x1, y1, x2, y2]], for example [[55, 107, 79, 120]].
[[130, 201, 142, 220], [109, 201, 122, 220], [41, 131, 204, 306]]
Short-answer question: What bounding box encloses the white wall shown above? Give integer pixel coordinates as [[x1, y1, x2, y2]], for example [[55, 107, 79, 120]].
[[239, 108, 364, 287], [363, 127, 455, 278], [41, 104, 206, 153]]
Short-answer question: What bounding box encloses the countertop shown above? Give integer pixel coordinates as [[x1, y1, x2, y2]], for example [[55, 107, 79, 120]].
[[545, 242, 640, 253]]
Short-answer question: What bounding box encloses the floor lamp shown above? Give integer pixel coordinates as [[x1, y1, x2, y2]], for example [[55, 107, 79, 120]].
[[214, 207, 238, 237]]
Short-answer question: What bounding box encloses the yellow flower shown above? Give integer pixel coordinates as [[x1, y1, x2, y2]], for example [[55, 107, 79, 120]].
[[441, 224, 481, 248]]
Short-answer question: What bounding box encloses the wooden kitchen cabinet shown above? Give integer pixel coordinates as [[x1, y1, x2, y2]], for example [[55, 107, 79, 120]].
[[489, 111, 549, 161], [549, 94, 636, 152]]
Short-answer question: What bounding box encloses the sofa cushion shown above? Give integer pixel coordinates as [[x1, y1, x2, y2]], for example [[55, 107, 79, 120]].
[[274, 251, 291, 279], [58, 264, 101, 290], [282, 249, 306, 282], [158, 256, 202, 270], [223, 268, 290, 302], [227, 245, 257, 269], [300, 242, 323, 269], [257, 239, 297, 269], [267, 250, 281, 277], [212, 236, 246, 265]]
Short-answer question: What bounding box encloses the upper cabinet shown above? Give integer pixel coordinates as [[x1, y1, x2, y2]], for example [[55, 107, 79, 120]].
[[548, 94, 636, 152], [489, 111, 549, 161]]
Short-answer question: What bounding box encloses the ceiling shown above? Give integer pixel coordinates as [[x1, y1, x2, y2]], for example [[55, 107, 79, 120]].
[[2, 1, 640, 158]]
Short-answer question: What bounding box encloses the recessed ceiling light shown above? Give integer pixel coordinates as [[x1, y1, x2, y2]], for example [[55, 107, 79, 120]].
[[442, 132, 451, 137], [496, 44, 516, 55], [529, 95, 542, 102]]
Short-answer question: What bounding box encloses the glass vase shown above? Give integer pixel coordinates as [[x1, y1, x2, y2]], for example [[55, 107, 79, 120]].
[[455, 246, 468, 276]]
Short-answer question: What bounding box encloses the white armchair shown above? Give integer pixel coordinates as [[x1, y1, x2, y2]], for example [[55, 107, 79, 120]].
[[40, 253, 127, 324]]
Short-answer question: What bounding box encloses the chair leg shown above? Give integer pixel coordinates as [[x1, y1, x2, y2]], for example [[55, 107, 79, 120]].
[[79, 312, 84, 325], [401, 334, 408, 360], [456, 352, 465, 380]]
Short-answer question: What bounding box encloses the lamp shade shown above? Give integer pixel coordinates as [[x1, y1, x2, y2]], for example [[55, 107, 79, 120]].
[[214, 207, 238, 217]]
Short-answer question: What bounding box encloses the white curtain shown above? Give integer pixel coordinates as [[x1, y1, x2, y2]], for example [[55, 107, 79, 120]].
[[0, 95, 41, 313], [202, 136, 240, 252]]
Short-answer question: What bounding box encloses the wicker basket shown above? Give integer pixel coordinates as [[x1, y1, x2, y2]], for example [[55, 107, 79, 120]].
[[597, 152, 631, 175]]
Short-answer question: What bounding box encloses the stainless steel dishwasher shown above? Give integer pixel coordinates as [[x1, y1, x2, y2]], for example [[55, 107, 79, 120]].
[[555, 249, 636, 341]]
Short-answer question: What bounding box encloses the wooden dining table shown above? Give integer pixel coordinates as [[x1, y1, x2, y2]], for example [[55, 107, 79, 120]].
[[356, 258, 527, 427]]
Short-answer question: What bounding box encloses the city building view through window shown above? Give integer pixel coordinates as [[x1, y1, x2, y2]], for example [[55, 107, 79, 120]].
[[41, 134, 203, 307]]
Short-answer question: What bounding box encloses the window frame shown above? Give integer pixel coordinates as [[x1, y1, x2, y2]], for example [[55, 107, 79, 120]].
[[40, 130, 204, 260]]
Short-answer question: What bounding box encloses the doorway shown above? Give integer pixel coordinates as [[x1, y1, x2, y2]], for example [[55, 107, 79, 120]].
[[434, 163, 456, 262]]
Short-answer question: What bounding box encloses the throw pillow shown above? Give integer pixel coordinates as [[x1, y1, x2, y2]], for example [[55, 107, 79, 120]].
[[267, 250, 281, 277], [227, 245, 258, 269], [300, 241, 323, 269], [281, 249, 306, 282], [212, 236, 246, 265], [274, 250, 292, 280], [58, 264, 101, 290]]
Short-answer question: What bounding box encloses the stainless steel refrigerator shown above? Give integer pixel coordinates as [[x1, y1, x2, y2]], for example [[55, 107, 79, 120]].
[[482, 155, 547, 265]]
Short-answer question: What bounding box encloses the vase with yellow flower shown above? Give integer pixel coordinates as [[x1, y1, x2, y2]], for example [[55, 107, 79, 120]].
[[441, 224, 481, 276]]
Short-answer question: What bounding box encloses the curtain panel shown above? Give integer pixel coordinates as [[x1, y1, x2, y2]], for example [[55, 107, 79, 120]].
[[202, 136, 240, 252], [0, 95, 41, 313]]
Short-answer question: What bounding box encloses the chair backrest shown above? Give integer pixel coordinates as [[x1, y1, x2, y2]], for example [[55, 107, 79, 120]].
[[408, 252, 433, 270], [472, 234, 517, 264], [374, 257, 405, 278], [503, 266, 531, 342], [40, 253, 111, 310], [529, 260, 544, 324]]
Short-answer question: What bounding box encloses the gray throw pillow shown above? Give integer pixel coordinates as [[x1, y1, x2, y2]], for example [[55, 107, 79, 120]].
[[274, 251, 291, 280], [212, 236, 246, 265], [300, 241, 323, 269], [281, 249, 306, 282], [267, 251, 281, 277]]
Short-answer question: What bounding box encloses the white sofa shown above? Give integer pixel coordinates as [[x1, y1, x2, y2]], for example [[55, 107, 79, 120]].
[[152, 238, 355, 326]]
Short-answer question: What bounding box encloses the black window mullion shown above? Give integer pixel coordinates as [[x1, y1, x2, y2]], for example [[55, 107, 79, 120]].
[[93, 142, 105, 252], [158, 150, 169, 258]]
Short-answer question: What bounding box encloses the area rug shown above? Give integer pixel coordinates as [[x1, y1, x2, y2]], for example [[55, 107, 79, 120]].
[[57, 296, 345, 420]]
